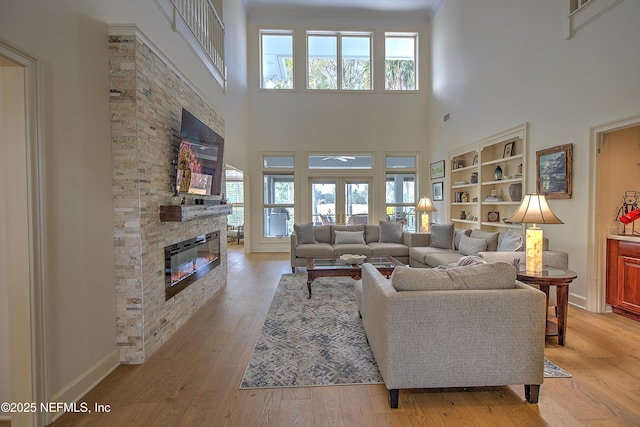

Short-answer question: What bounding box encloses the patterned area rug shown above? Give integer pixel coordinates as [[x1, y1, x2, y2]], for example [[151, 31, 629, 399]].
[[240, 274, 382, 388], [240, 274, 570, 389]]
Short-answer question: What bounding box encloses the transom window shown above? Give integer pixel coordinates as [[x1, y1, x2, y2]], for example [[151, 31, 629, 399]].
[[308, 155, 373, 169], [385, 33, 417, 91], [307, 32, 372, 91]]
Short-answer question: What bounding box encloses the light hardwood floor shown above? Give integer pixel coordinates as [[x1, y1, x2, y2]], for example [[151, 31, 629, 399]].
[[38, 247, 640, 426]]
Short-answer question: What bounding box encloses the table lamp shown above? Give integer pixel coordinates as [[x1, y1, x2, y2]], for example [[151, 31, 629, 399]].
[[415, 196, 437, 233], [505, 194, 563, 273]]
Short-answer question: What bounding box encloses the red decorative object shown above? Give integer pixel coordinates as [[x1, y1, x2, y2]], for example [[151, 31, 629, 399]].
[[619, 209, 640, 225]]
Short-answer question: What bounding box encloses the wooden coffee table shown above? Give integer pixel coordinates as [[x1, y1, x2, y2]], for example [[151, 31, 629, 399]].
[[516, 267, 577, 346], [306, 256, 404, 298]]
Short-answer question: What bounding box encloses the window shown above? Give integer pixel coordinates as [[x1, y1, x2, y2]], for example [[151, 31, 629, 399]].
[[261, 31, 293, 89], [308, 154, 372, 169], [263, 155, 295, 237], [307, 32, 372, 91], [385, 156, 417, 231], [225, 167, 244, 227], [385, 33, 417, 91]]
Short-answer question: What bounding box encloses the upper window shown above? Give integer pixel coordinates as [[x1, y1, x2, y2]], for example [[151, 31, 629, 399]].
[[308, 155, 373, 169], [385, 33, 417, 91], [307, 32, 372, 91], [261, 31, 293, 89]]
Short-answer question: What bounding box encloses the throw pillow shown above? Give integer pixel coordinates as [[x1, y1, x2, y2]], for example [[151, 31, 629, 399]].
[[458, 235, 488, 256], [379, 221, 404, 244], [334, 230, 366, 245], [430, 223, 455, 249], [497, 229, 524, 252], [294, 222, 317, 244], [454, 229, 472, 250], [470, 229, 500, 252]]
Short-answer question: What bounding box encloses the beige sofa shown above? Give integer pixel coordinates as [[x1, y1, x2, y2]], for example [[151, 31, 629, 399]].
[[290, 223, 428, 272], [409, 225, 569, 270], [356, 262, 546, 408]]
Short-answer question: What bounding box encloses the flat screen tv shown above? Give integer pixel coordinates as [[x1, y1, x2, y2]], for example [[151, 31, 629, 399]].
[[176, 108, 224, 196]]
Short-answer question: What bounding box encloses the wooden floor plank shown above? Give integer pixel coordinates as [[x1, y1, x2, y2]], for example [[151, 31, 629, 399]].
[[44, 247, 640, 427]]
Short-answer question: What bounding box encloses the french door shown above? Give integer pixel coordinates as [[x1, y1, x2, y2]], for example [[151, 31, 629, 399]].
[[310, 178, 370, 225]]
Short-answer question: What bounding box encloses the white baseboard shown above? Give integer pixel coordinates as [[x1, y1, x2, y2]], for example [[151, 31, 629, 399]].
[[569, 293, 587, 310], [49, 349, 120, 422]]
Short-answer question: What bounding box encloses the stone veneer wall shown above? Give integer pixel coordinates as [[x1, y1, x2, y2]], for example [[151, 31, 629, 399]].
[[109, 32, 227, 363]]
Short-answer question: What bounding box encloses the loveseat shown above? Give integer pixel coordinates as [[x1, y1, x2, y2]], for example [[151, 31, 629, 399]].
[[409, 224, 569, 270], [290, 222, 428, 272], [356, 262, 546, 408]]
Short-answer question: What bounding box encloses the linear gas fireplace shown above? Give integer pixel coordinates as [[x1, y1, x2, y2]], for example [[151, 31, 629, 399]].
[[165, 231, 220, 300]]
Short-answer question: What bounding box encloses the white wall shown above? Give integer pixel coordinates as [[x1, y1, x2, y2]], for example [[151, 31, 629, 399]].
[[430, 0, 640, 306], [0, 0, 248, 407], [0, 65, 21, 417], [246, 11, 431, 251]]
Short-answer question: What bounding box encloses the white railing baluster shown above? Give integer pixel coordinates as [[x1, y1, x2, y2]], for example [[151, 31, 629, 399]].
[[169, 0, 225, 80]]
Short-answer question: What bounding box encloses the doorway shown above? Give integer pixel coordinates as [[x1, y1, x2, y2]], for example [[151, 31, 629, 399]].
[[310, 178, 371, 225], [0, 42, 47, 426], [590, 116, 640, 314]]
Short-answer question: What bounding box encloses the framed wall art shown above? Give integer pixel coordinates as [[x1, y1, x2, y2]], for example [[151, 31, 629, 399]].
[[536, 143, 573, 199], [430, 160, 445, 179], [432, 181, 443, 201]]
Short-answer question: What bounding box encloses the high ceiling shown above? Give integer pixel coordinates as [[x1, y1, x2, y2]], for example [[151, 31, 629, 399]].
[[244, 0, 445, 18]]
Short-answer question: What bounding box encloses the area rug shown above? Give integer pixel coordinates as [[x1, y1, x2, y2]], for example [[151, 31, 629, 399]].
[[240, 274, 570, 389], [240, 274, 382, 388]]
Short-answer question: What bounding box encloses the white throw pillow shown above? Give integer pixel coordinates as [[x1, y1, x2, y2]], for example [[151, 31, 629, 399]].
[[334, 230, 366, 245]]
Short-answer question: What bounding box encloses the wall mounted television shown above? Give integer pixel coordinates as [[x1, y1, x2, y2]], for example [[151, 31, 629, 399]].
[[176, 108, 224, 196]]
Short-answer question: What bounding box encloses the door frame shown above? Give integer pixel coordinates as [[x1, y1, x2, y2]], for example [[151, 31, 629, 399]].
[[589, 114, 640, 313], [1, 39, 48, 426], [309, 176, 372, 225]]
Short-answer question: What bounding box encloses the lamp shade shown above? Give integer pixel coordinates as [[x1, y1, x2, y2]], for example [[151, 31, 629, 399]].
[[416, 197, 437, 213], [505, 194, 563, 225]]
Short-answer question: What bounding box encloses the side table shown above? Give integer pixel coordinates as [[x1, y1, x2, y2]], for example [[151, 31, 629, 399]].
[[516, 268, 577, 346]]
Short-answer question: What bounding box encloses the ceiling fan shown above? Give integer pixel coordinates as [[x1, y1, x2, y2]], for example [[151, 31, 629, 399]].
[[321, 156, 356, 162]]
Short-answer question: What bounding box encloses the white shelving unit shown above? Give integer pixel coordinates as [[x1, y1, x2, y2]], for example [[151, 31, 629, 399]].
[[447, 123, 528, 232]]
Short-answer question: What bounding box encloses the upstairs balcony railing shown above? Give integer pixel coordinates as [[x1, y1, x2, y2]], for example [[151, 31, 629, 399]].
[[157, 0, 226, 87], [172, 0, 225, 78]]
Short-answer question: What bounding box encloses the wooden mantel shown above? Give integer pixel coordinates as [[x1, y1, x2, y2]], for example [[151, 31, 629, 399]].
[[160, 204, 233, 222]]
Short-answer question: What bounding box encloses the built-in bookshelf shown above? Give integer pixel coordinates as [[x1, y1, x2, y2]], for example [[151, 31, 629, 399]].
[[448, 123, 528, 231]]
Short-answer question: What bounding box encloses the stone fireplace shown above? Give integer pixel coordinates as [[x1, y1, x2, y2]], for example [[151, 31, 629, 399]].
[[109, 26, 227, 363]]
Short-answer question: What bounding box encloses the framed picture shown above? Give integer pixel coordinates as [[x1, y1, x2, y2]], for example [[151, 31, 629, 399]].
[[503, 141, 515, 158], [432, 181, 443, 201], [536, 144, 573, 199], [430, 160, 445, 179]]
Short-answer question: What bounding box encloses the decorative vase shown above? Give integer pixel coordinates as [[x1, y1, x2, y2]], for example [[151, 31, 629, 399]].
[[517, 163, 523, 176], [171, 190, 183, 206], [460, 210, 466, 220], [509, 183, 522, 201], [470, 172, 478, 184], [494, 165, 503, 180]]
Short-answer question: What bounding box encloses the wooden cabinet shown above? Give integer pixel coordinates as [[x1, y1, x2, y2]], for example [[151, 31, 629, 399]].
[[607, 238, 640, 321], [448, 123, 527, 232]]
